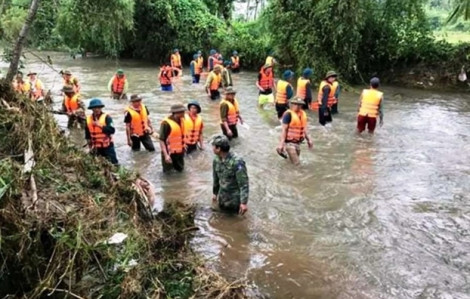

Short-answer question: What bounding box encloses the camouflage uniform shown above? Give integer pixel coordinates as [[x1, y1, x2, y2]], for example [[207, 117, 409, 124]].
[[212, 152, 249, 212]]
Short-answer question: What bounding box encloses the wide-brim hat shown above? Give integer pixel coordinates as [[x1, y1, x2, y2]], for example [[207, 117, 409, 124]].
[[130, 94, 142, 102], [187, 101, 201, 113], [62, 70, 72, 76], [325, 71, 338, 79], [170, 104, 186, 113], [213, 65, 222, 71], [62, 86, 75, 93], [225, 87, 237, 94], [290, 97, 305, 105], [27, 71, 37, 76]]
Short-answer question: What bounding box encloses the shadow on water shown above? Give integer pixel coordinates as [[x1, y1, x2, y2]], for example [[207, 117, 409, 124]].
[[16, 51, 470, 298]]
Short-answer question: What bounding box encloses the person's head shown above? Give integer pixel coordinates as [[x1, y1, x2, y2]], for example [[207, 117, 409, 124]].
[[193, 54, 198, 61], [325, 71, 337, 83], [62, 86, 75, 96], [213, 65, 222, 74], [290, 97, 304, 112], [262, 64, 273, 75], [302, 68, 313, 78], [224, 87, 236, 100], [197, 50, 202, 57], [116, 69, 124, 78], [174, 48, 179, 53], [16, 71, 23, 80], [223, 60, 231, 68], [130, 94, 142, 108], [187, 100, 201, 115], [27, 71, 37, 80], [62, 70, 72, 79], [210, 49, 217, 56], [212, 135, 230, 155], [170, 103, 186, 120], [88, 98, 105, 114], [283, 70, 294, 82], [370, 77, 380, 89], [232, 50, 238, 56]]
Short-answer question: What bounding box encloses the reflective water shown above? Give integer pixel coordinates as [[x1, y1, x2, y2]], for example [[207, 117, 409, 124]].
[[4, 52, 470, 299]]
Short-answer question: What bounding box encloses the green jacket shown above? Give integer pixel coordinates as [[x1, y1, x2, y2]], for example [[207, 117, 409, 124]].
[[213, 152, 249, 210]]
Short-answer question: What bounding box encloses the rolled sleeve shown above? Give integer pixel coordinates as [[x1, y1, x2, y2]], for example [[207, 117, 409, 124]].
[[235, 160, 249, 204]]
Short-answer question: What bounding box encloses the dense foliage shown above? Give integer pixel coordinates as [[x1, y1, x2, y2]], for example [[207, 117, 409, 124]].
[[264, 0, 436, 81]]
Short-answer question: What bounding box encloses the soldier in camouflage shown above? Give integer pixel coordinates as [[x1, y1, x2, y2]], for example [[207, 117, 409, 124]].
[[211, 135, 249, 215]]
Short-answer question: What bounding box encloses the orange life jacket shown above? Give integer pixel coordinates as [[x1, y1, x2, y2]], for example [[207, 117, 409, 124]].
[[284, 109, 307, 143], [112, 75, 126, 93], [64, 93, 80, 112], [171, 53, 181, 67], [191, 61, 201, 75], [184, 114, 203, 145], [24, 79, 43, 100], [208, 56, 215, 71], [209, 72, 221, 90], [220, 99, 239, 125], [160, 66, 172, 85], [276, 80, 291, 104], [296, 77, 310, 100], [163, 117, 184, 154], [259, 67, 273, 90], [127, 104, 149, 136], [315, 80, 335, 109], [197, 56, 204, 72], [331, 81, 339, 105], [87, 113, 112, 148], [358, 89, 383, 118], [231, 56, 239, 68]]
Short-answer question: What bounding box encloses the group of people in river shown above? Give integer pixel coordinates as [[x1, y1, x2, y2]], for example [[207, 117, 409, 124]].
[[10, 48, 384, 216]]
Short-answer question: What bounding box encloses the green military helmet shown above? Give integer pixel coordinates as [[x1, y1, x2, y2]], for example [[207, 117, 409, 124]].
[[290, 97, 305, 105], [187, 100, 201, 113], [325, 71, 337, 79], [212, 135, 230, 148], [88, 98, 105, 109]]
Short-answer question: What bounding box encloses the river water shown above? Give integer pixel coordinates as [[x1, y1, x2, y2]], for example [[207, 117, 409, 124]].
[[3, 52, 470, 299]]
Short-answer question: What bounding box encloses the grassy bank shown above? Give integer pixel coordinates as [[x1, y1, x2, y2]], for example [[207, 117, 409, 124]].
[[0, 80, 248, 298]]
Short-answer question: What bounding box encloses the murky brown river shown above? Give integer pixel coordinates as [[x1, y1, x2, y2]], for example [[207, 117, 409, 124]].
[[2, 52, 470, 299]]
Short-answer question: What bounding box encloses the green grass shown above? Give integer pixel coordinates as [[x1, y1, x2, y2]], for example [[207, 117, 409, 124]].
[[434, 31, 470, 44]]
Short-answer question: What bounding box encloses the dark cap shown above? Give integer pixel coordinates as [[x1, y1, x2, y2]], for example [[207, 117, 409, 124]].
[[212, 135, 230, 148], [130, 94, 142, 102], [370, 77, 380, 86]]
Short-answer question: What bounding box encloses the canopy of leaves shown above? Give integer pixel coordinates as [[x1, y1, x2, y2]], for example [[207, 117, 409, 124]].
[[130, 0, 222, 63], [56, 0, 134, 56], [265, 0, 432, 81]]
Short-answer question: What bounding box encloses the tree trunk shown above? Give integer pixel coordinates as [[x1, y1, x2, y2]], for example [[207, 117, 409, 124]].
[[246, 0, 250, 21], [6, 0, 41, 82]]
